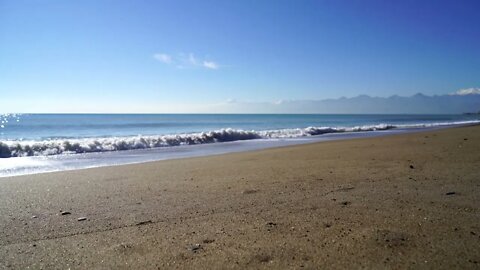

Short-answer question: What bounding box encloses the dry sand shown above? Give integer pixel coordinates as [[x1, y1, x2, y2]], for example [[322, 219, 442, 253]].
[[0, 126, 479, 269]]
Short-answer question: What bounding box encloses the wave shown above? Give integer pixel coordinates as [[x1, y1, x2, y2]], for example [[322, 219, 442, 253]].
[[0, 120, 478, 158]]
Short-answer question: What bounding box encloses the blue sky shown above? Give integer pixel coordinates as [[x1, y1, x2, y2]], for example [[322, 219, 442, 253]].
[[1, 0, 479, 113]]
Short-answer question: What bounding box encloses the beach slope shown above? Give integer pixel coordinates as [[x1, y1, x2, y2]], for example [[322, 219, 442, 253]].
[[0, 126, 479, 269]]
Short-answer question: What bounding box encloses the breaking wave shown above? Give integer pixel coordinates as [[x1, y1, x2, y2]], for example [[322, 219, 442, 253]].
[[0, 120, 478, 158]]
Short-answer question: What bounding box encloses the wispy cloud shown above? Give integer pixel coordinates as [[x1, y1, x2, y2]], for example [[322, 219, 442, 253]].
[[450, 87, 480, 95], [187, 53, 198, 66], [225, 98, 237, 103], [203, 61, 219, 70], [153, 52, 221, 70], [153, 53, 172, 64]]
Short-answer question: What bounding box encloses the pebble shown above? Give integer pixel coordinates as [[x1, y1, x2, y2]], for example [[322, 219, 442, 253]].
[[78, 217, 87, 221], [340, 201, 351, 206], [189, 244, 202, 252], [445, 192, 456, 195], [60, 211, 71, 215]]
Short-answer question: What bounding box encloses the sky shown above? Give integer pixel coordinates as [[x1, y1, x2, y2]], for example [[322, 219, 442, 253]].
[[1, 0, 479, 113]]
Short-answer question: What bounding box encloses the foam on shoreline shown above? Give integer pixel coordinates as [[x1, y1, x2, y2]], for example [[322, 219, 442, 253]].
[[1, 120, 479, 158]]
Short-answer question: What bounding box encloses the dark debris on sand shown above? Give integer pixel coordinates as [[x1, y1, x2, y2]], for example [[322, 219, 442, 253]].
[[135, 220, 153, 226]]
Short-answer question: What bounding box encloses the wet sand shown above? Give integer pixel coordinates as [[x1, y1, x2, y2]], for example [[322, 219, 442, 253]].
[[0, 125, 479, 269]]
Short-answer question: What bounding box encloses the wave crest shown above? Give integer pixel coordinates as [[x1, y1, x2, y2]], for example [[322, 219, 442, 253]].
[[0, 121, 478, 158], [0, 128, 261, 158]]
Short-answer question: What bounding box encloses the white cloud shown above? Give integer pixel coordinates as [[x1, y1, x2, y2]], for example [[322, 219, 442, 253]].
[[188, 53, 198, 65], [154, 52, 221, 70], [203, 61, 218, 70], [153, 53, 172, 64], [450, 87, 480, 95]]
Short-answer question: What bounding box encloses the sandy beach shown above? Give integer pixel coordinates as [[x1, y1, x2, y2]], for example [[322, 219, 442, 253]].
[[0, 125, 479, 269]]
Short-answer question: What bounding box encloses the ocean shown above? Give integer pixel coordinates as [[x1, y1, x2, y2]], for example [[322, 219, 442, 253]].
[[1, 113, 479, 177]]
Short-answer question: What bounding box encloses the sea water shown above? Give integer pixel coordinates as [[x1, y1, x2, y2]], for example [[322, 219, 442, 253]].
[[0, 114, 478, 176]]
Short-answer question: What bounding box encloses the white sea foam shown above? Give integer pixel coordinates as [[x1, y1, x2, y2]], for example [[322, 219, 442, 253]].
[[0, 120, 479, 158]]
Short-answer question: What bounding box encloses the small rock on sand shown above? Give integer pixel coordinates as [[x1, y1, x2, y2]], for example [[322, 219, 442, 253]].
[[445, 191, 456, 195], [189, 244, 202, 252], [409, 165, 415, 169], [60, 211, 71, 215], [340, 201, 351, 206], [78, 217, 87, 221]]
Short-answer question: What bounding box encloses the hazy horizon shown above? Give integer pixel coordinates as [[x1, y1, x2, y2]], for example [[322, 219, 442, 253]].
[[2, 90, 480, 114]]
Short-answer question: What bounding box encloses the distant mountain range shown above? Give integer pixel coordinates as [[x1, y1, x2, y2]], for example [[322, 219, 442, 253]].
[[219, 90, 480, 114], [276, 93, 480, 114]]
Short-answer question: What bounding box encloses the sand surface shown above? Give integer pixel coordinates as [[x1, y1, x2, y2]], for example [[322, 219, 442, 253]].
[[0, 126, 479, 269]]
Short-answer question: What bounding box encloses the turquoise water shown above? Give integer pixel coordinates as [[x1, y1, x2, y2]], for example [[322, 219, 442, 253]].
[[0, 113, 479, 158], [0, 113, 479, 176], [1, 114, 478, 141]]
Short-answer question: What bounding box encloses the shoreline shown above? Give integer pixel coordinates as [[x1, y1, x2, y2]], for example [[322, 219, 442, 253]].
[[1, 125, 479, 269], [2, 123, 478, 178]]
